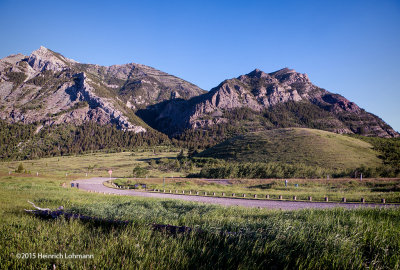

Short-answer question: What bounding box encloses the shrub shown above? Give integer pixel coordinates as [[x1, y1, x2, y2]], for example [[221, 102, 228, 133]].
[[132, 165, 148, 178], [15, 163, 24, 173]]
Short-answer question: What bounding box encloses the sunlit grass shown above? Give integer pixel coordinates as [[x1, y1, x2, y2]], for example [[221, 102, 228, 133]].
[[0, 149, 184, 178], [198, 128, 382, 170], [1, 173, 400, 269]]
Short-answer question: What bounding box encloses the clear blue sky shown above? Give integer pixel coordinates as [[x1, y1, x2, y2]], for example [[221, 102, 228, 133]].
[[1, 0, 399, 132]]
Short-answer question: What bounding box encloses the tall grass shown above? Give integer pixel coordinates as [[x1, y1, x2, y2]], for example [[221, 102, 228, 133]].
[[1, 174, 400, 269]]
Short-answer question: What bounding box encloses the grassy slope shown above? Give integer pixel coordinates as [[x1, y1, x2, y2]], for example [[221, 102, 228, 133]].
[[198, 128, 382, 170]]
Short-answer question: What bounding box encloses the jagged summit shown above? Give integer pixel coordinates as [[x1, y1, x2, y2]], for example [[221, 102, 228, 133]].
[[269, 68, 310, 84], [269, 67, 296, 75], [27, 46, 78, 72], [246, 68, 269, 78], [242, 67, 310, 85], [35, 45, 50, 53], [246, 67, 297, 77]]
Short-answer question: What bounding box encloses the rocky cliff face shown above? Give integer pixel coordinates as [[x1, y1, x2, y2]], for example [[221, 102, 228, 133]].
[[138, 68, 399, 138], [1, 48, 397, 138], [0, 46, 205, 132]]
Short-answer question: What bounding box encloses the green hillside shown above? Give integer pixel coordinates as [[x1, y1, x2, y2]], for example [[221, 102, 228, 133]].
[[197, 128, 382, 170]]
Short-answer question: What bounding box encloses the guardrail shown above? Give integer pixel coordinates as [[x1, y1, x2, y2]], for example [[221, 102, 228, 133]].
[[114, 186, 389, 204]]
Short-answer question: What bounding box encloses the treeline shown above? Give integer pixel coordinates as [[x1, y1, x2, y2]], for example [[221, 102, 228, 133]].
[[148, 156, 222, 174], [0, 119, 229, 161], [263, 101, 337, 129], [174, 124, 241, 150], [0, 120, 172, 160], [194, 162, 343, 179], [193, 161, 400, 179], [0, 121, 37, 160], [351, 135, 400, 167]]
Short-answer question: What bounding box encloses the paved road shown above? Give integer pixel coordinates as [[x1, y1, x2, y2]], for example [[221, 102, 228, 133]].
[[71, 177, 399, 210]]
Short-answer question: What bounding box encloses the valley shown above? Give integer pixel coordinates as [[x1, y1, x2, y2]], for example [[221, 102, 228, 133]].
[[1, 150, 400, 269]]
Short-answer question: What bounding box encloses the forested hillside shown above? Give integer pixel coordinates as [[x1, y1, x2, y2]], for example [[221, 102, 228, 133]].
[[0, 120, 171, 160]]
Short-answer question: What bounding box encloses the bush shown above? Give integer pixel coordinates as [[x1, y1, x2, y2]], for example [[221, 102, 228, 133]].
[[15, 163, 24, 173], [195, 162, 346, 179], [132, 165, 148, 178]]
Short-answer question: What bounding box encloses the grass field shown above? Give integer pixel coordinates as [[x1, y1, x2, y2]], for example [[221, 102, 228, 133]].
[[1, 150, 400, 269], [1, 172, 400, 269], [197, 128, 382, 170], [0, 148, 186, 178]]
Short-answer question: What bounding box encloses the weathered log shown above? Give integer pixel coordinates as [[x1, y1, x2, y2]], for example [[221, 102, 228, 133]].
[[151, 223, 200, 235], [25, 201, 195, 234]]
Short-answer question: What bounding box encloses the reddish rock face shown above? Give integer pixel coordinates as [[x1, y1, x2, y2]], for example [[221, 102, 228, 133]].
[[321, 93, 361, 114], [138, 68, 399, 138]]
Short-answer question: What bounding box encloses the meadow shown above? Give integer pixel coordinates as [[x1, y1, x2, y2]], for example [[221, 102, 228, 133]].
[[0, 148, 186, 178], [1, 151, 400, 269]]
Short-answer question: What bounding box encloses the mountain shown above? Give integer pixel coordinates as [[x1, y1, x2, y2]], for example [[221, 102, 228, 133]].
[[0, 46, 205, 132], [196, 128, 382, 170], [137, 68, 399, 138], [1, 47, 398, 140]]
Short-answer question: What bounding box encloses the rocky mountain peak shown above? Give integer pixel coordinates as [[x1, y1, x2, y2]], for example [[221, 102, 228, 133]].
[[269, 67, 310, 85], [28, 46, 76, 72], [0, 47, 205, 134], [37, 45, 49, 52], [270, 67, 296, 75], [138, 68, 399, 138], [240, 67, 310, 85], [246, 68, 270, 79]]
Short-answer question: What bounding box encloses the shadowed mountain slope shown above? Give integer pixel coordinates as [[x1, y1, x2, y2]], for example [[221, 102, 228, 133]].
[[138, 68, 398, 138]]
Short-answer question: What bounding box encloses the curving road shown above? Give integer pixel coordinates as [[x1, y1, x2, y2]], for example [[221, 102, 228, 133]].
[[71, 177, 399, 210]]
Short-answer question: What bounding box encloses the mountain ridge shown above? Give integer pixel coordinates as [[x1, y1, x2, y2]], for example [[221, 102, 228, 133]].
[[0, 47, 398, 138], [0, 46, 205, 132], [138, 67, 398, 138]]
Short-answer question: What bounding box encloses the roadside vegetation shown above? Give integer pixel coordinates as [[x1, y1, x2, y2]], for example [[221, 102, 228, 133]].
[[1, 148, 399, 204], [113, 177, 400, 203]]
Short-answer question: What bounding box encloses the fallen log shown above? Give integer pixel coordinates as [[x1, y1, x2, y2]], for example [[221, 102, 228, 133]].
[[151, 223, 197, 234], [24, 201, 197, 235]]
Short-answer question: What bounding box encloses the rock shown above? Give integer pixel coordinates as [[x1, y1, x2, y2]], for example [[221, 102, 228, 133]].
[[28, 46, 76, 72], [0, 46, 205, 133], [0, 47, 398, 138], [138, 68, 399, 138]]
